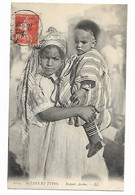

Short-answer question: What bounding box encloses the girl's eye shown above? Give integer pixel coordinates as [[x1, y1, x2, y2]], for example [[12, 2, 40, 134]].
[[52, 57, 59, 61], [42, 56, 49, 60]]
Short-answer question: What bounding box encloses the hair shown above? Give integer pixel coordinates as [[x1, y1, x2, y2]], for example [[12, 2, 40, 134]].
[[75, 19, 100, 40], [39, 45, 65, 60]]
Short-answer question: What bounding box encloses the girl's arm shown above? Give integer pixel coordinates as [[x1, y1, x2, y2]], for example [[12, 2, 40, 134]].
[[36, 106, 94, 124]]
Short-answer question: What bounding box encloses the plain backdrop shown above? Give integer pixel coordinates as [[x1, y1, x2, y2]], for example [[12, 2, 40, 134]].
[[0, 0, 135, 194]]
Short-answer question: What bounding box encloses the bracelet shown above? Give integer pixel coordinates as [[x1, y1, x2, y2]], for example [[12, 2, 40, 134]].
[[81, 84, 91, 92]]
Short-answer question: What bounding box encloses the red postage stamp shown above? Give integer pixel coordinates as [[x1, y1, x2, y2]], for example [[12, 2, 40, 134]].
[[14, 14, 39, 45]]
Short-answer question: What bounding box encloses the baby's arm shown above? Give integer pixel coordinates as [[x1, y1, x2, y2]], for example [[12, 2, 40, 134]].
[[70, 88, 87, 105], [70, 80, 96, 105]]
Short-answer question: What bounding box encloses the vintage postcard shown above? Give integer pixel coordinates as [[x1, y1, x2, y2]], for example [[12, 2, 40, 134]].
[[8, 2, 127, 190]]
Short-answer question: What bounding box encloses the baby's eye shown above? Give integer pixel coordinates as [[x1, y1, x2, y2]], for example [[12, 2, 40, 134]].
[[81, 41, 87, 44]]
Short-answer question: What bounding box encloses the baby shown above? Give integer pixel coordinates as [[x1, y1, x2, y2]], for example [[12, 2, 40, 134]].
[[59, 19, 111, 157]]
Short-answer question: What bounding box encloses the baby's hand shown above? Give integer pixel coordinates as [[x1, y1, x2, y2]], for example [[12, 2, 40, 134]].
[[70, 89, 86, 105]]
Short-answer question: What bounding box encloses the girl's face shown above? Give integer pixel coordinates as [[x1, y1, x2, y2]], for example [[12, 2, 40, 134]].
[[74, 29, 95, 55], [40, 47, 63, 76]]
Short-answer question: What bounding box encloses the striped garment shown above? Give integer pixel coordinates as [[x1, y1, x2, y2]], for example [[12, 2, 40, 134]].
[[74, 49, 111, 112], [58, 49, 111, 129], [16, 49, 40, 131]]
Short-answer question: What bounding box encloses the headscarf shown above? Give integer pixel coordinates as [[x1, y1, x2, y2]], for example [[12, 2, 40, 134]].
[[39, 27, 67, 55], [16, 27, 67, 131]]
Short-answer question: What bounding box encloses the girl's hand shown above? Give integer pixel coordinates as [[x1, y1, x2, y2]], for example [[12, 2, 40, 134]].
[[77, 106, 96, 124]]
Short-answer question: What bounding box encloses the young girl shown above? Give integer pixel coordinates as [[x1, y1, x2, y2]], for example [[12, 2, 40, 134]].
[[17, 27, 108, 180], [58, 20, 111, 158]]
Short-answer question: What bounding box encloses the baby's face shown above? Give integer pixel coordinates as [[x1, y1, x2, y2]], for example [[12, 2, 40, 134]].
[[40, 47, 63, 76], [74, 29, 95, 55]]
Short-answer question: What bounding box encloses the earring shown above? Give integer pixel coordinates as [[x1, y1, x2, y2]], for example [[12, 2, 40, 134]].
[[39, 57, 42, 65]]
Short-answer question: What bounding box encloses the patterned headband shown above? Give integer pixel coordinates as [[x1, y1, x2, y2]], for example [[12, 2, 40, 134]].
[[39, 27, 67, 55]]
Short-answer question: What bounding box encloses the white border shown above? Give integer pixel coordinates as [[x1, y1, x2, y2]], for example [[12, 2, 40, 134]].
[[0, 0, 135, 194]]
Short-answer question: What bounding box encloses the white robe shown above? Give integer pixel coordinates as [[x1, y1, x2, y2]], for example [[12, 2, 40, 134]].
[[27, 74, 108, 181]]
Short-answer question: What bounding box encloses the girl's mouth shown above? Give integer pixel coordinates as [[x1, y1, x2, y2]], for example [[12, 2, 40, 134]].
[[45, 67, 53, 71]]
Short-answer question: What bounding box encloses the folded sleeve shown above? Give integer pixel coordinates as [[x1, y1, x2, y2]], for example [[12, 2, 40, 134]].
[[30, 85, 52, 116], [76, 57, 103, 84], [75, 57, 105, 112]]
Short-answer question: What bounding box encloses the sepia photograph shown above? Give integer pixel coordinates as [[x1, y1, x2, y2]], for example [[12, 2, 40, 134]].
[[6, 1, 127, 191]]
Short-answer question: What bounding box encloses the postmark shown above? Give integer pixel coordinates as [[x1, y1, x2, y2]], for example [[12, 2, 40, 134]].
[[11, 10, 43, 46]]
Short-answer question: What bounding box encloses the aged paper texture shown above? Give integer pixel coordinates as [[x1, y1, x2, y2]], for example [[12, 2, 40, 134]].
[[8, 2, 127, 190]]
